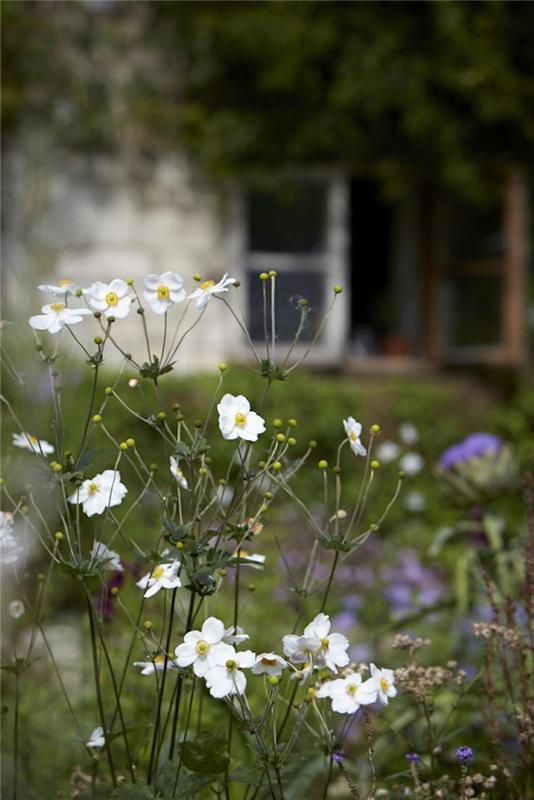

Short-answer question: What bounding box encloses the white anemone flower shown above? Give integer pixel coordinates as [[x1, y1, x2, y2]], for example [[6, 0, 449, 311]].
[[376, 441, 400, 463], [217, 394, 266, 442], [143, 272, 187, 314], [87, 726, 105, 749], [169, 456, 188, 490], [38, 279, 79, 296], [137, 559, 181, 598], [233, 550, 266, 570], [174, 617, 234, 677], [85, 279, 131, 319], [251, 652, 287, 677], [68, 470, 127, 517], [368, 663, 397, 705], [29, 301, 92, 334], [12, 432, 54, 455], [90, 540, 123, 572], [204, 646, 256, 698], [399, 452, 424, 476], [283, 613, 349, 673], [189, 274, 236, 310], [343, 417, 367, 457], [317, 673, 377, 714], [134, 653, 178, 675], [222, 625, 250, 645], [399, 423, 419, 445]]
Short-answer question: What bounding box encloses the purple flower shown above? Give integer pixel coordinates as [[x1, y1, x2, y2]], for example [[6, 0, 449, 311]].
[[456, 745, 474, 763], [439, 433, 502, 471], [331, 750, 345, 766], [405, 753, 421, 763]]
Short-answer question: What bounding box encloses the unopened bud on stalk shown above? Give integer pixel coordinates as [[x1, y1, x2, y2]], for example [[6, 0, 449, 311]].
[[272, 461, 282, 471], [308, 440, 317, 448], [259, 272, 269, 281], [268, 676, 280, 686], [318, 460, 328, 470], [276, 433, 285, 443], [143, 620, 152, 630], [111, 587, 119, 596], [333, 285, 343, 295], [333, 465, 342, 474], [94, 336, 103, 345], [287, 437, 296, 446], [126, 438, 135, 448], [54, 531, 64, 541], [370, 423, 381, 434], [272, 419, 283, 429], [75, 288, 83, 297], [218, 362, 227, 372], [149, 463, 158, 472], [193, 273, 202, 282], [157, 412, 166, 421], [52, 463, 63, 473], [371, 460, 380, 470], [92, 414, 102, 424], [269, 270, 277, 278], [288, 418, 297, 427], [119, 442, 128, 451], [126, 278, 134, 286], [104, 386, 113, 396]]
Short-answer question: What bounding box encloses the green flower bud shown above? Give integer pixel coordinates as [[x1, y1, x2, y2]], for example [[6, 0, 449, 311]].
[[318, 460, 328, 470], [92, 414, 102, 424]]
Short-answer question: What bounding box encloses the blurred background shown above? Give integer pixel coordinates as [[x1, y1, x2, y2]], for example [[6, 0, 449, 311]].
[[2, 0, 533, 371], [2, 3, 534, 796]]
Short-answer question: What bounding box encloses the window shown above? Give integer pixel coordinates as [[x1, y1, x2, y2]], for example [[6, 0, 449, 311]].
[[241, 174, 348, 360]]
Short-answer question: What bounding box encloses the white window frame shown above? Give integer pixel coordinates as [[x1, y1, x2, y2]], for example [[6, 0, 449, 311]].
[[229, 170, 349, 366]]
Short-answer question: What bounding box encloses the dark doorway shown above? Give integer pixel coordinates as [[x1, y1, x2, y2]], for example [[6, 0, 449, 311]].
[[349, 180, 393, 355]]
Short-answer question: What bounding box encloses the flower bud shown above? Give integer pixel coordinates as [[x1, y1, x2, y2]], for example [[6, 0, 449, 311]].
[[52, 463, 63, 473], [275, 433, 286, 443], [268, 270, 277, 278], [149, 463, 158, 472], [370, 460, 380, 470], [318, 460, 328, 469], [104, 386, 113, 396], [126, 438, 135, 448], [107, 316, 115, 323], [111, 587, 119, 596], [308, 440, 317, 448], [157, 412, 166, 421], [287, 437, 296, 446], [370, 423, 381, 434], [272, 461, 282, 471], [75, 288, 83, 297], [288, 418, 297, 427], [176, 541, 185, 550], [143, 620, 152, 630], [264, 491, 273, 499], [259, 272, 269, 281], [54, 531, 64, 541], [119, 442, 128, 451], [94, 336, 103, 345], [92, 414, 102, 424], [272, 419, 283, 429], [333, 285, 343, 294], [193, 273, 202, 282], [218, 362, 227, 372], [268, 676, 280, 686]]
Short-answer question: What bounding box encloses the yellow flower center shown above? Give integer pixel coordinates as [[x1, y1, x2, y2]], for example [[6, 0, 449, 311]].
[[105, 291, 119, 306], [346, 682, 358, 696], [28, 435, 39, 445], [200, 279, 215, 290], [50, 302, 65, 312], [320, 638, 330, 649], [234, 412, 247, 427], [226, 659, 237, 670], [261, 657, 277, 666], [88, 482, 99, 494], [379, 677, 390, 692], [157, 285, 170, 300], [151, 565, 166, 579], [350, 432, 357, 442], [58, 279, 73, 286], [196, 640, 209, 655], [154, 654, 166, 664]]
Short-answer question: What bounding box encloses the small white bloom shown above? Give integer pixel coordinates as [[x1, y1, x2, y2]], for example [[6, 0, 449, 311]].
[[174, 617, 234, 677], [0, 512, 22, 566], [404, 490, 425, 512], [134, 653, 177, 675], [289, 661, 314, 682], [222, 625, 250, 645], [376, 440, 400, 463], [251, 652, 287, 676], [38, 279, 79, 296], [143, 272, 187, 314], [29, 302, 92, 334], [399, 423, 419, 445], [233, 549, 266, 569], [9, 599, 25, 619], [128, 378, 139, 388], [283, 612, 349, 673], [90, 540, 123, 572], [137, 559, 181, 598], [12, 432, 54, 455], [317, 673, 377, 714], [399, 452, 424, 476], [68, 470, 127, 517], [189, 274, 236, 310], [368, 663, 397, 705], [169, 456, 188, 490], [205, 646, 256, 698], [217, 394, 266, 442], [343, 417, 367, 457], [85, 279, 131, 319], [87, 726, 105, 749]]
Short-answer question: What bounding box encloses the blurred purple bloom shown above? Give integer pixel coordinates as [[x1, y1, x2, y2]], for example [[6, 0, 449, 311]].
[[332, 750, 345, 766], [405, 753, 421, 763], [332, 610, 356, 633], [439, 433, 502, 470], [456, 745, 474, 763]]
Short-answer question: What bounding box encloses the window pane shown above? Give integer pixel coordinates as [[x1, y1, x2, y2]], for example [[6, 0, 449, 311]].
[[247, 180, 327, 254], [247, 270, 325, 342]]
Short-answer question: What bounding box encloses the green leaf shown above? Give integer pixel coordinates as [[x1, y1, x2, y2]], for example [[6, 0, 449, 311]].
[[179, 730, 230, 774], [113, 782, 155, 800]]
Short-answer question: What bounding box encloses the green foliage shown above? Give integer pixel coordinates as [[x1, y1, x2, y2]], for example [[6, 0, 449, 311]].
[[3, 2, 534, 197]]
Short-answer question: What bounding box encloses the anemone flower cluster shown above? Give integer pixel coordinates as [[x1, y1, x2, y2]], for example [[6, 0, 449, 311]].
[[165, 612, 396, 710], [28, 272, 238, 334]]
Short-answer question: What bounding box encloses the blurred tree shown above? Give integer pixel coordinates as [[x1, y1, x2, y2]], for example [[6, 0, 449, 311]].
[[2, 1, 534, 197]]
